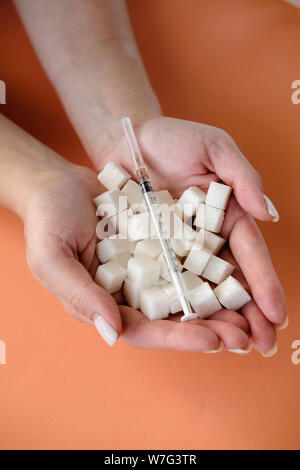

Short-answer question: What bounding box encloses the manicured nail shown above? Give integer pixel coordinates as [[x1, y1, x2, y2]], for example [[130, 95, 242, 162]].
[[227, 342, 252, 355], [204, 342, 224, 353], [277, 316, 289, 331], [261, 342, 278, 358], [93, 314, 118, 347], [263, 194, 279, 222]]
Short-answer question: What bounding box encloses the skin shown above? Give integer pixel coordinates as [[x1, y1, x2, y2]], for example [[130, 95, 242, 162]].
[[0, 0, 286, 352]]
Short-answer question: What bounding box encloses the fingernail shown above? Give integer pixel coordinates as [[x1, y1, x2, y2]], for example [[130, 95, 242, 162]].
[[204, 341, 224, 353], [93, 314, 118, 347], [263, 194, 280, 222], [277, 316, 289, 331], [227, 342, 253, 355], [261, 342, 278, 358]]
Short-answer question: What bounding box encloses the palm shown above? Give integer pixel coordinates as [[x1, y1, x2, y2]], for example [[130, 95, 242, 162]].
[[101, 117, 285, 352]]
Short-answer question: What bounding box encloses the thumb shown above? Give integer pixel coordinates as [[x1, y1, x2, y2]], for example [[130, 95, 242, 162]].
[[29, 246, 122, 347], [209, 130, 280, 222]]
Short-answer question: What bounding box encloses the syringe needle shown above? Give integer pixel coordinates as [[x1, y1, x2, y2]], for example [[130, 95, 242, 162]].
[[121, 117, 197, 322]]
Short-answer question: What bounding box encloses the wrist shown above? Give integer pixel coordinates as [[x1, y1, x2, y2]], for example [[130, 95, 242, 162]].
[[52, 38, 161, 164]]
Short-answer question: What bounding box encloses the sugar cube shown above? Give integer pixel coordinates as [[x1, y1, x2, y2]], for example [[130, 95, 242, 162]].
[[177, 186, 206, 218], [158, 254, 183, 282], [123, 278, 141, 309], [127, 255, 160, 287], [96, 217, 117, 239], [155, 190, 174, 206], [214, 276, 251, 311], [202, 255, 234, 284], [205, 181, 232, 211], [194, 204, 224, 233], [96, 237, 132, 264], [111, 252, 131, 269], [130, 202, 147, 214], [160, 283, 182, 314], [134, 239, 162, 259], [95, 189, 127, 218], [189, 282, 222, 318], [183, 244, 212, 275], [171, 237, 193, 257], [121, 179, 144, 205], [128, 213, 155, 241], [97, 162, 130, 190], [197, 228, 226, 255], [95, 261, 126, 293], [182, 270, 204, 291], [140, 287, 170, 320]]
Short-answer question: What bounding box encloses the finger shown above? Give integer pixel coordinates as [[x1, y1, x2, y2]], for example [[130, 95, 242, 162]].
[[229, 213, 286, 324], [241, 300, 277, 353], [189, 317, 250, 352], [30, 244, 122, 346], [119, 306, 220, 352], [208, 130, 279, 222], [208, 309, 250, 333]]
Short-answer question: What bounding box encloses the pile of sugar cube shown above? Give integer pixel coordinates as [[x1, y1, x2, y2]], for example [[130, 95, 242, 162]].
[[93, 162, 251, 320]]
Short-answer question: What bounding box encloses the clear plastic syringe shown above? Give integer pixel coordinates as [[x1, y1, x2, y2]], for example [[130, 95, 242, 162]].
[[121, 117, 197, 322]]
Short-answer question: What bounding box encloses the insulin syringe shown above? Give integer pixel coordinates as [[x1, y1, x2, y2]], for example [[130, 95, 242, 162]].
[[121, 117, 197, 322]]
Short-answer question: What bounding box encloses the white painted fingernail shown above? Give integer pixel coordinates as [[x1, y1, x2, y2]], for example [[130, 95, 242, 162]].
[[204, 342, 224, 353], [263, 194, 279, 222], [277, 316, 289, 331], [227, 342, 253, 355], [261, 342, 278, 358], [93, 314, 118, 347]]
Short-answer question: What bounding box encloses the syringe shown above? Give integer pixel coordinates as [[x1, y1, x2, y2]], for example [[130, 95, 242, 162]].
[[121, 117, 197, 322]]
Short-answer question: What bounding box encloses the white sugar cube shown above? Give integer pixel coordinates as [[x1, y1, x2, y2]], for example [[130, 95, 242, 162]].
[[171, 237, 193, 257], [160, 283, 182, 314], [96, 237, 132, 263], [182, 270, 204, 291], [95, 261, 126, 293], [189, 282, 222, 318], [128, 213, 156, 240], [194, 204, 224, 233], [127, 255, 160, 287], [202, 255, 234, 284], [205, 181, 232, 211], [130, 202, 147, 214], [96, 217, 117, 239], [140, 287, 170, 320], [111, 252, 131, 269], [93, 194, 104, 207], [197, 229, 225, 255], [155, 190, 174, 206], [214, 276, 251, 311], [177, 186, 206, 217], [95, 189, 127, 218], [157, 254, 183, 282], [121, 179, 143, 205], [134, 239, 161, 259], [183, 244, 212, 275], [97, 162, 130, 190], [123, 278, 141, 309]]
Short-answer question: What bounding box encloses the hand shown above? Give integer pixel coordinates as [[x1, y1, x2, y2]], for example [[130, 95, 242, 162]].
[[94, 116, 287, 354], [24, 164, 122, 342]]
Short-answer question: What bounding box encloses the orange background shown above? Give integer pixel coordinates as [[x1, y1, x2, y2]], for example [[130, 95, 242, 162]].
[[0, 0, 300, 450]]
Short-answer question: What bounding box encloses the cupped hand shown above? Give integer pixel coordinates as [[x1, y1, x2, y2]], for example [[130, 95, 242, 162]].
[[96, 116, 287, 354], [23, 162, 250, 353]]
